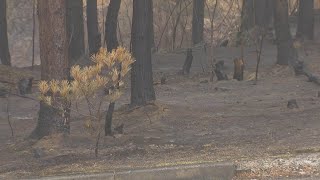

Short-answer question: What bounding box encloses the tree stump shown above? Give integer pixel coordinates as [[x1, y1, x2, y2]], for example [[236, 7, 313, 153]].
[[287, 99, 299, 109], [18, 77, 33, 95], [214, 60, 228, 81], [182, 48, 193, 75], [233, 58, 244, 81], [220, 39, 229, 47]]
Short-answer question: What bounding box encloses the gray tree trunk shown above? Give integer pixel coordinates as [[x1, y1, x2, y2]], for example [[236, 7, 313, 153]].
[[66, 0, 85, 65], [273, 0, 296, 65], [0, 0, 11, 66], [104, 0, 121, 136], [105, 0, 121, 51], [87, 0, 101, 55], [297, 0, 314, 40], [31, 0, 69, 139], [192, 0, 204, 45], [241, 0, 254, 32], [254, 0, 273, 27], [131, 0, 155, 106], [149, 0, 155, 50]]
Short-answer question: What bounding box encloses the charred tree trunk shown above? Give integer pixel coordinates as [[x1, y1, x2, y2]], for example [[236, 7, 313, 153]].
[[241, 0, 254, 32], [131, 0, 156, 106], [31, 0, 69, 139], [241, 0, 273, 32], [214, 60, 228, 81], [192, 0, 204, 45], [149, 0, 155, 51], [0, 0, 11, 66], [254, 0, 273, 27], [233, 58, 244, 81], [66, 0, 85, 65], [105, 0, 121, 51], [104, 0, 122, 136], [273, 0, 296, 65], [182, 48, 193, 75], [296, 0, 314, 40], [87, 0, 101, 55]]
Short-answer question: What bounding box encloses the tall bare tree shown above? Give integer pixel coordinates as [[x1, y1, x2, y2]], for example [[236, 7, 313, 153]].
[[31, 0, 69, 139], [66, 0, 85, 65], [131, 0, 155, 106], [241, 0, 254, 32], [87, 0, 101, 55], [105, 0, 121, 51], [192, 0, 204, 45], [149, 0, 155, 50], [0, 0, 11, 66], [104, 0, 121, 136], [296, 0, 314, 40], [254, 0, 273, 27], [241, 0, 273, 31], [273, 0, 296, 65]]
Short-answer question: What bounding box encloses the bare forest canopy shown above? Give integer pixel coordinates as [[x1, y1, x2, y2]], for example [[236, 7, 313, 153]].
[[4, 0, 318, 67]]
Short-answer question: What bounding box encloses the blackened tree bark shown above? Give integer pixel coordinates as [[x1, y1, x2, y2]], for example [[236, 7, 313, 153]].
[[104, 0, 121, 136], [273, 0, 296, 65], [31, 0, 69, 139], [105, 0, 121, 51], [0, 0, 11, 66], [192, 0, 204, 45], [296, 0, 314, 40], [66, 0, 85, 65], [131, 0, 156, 106], [241, 0, 273, 31], [240, 0, 254, 32], [149, 0, 155, 50], [87, 0, 101, 55], [254, 0, 273, 27]]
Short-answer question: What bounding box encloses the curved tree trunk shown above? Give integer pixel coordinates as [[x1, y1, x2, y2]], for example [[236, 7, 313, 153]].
[[87, 0, 101, 55], [273, 0, 296, 65], [66, 0, 85, 65], [0, 0, 11, 66], [31, 0, 69, 139], [131, 0, 155, 106], [296, 0, 314, 40], [192, 0, 204, 45], [105, 0, 121, 51]]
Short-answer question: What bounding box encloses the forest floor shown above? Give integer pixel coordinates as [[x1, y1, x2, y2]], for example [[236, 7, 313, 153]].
[[1, 41, 320, 179]]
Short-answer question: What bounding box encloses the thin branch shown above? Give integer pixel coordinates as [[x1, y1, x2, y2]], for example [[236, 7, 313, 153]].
[[6, 96, 14, 137], [156, 1, 192, 50]]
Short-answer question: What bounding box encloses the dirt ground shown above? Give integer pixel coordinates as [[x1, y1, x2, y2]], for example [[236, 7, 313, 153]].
[[1, 41, 320, 179]]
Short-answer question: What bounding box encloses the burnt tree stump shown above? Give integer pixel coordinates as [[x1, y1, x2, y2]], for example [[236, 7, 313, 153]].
[[182, 48, 193, 75], [287, 99, 299, 109], [233, 58, 244, 81], [18, 77, 33, 95], [214, 60, 228, 81]]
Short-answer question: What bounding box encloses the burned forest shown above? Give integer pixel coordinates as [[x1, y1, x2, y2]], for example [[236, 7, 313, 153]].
[[2, 0, 320, 179]]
